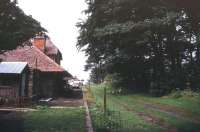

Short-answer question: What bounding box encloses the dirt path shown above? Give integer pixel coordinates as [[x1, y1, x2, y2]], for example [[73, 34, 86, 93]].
[[49, 98, 83, 108], [105, 96, 178, 132], [144, 103, 200, 124], [49, 89, 84, 108], [121, 103, 178, 132], [109, 95, 200, 132]]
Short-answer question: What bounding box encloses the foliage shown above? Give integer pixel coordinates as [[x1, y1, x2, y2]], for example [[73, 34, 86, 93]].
[[170, 88, 200, 98], [0, 0, 45, 51], [90, 105, 123, 132], [77, 0, 200, 95]]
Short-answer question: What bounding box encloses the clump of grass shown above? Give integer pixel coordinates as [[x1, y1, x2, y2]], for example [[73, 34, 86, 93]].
[[35, 105, 50, 110]]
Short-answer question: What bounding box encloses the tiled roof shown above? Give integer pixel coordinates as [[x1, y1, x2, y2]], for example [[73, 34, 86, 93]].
[[45, 39, 59, 55], [0, 46, 64, 72]]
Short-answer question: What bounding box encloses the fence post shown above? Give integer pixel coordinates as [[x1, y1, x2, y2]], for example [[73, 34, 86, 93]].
[[104, 86, 107, 115]]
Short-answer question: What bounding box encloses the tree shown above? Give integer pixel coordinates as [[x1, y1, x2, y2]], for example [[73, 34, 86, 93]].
[[78, 0, 200, 96], [0, 0, 45, 51], [165, 0, 200, 16]]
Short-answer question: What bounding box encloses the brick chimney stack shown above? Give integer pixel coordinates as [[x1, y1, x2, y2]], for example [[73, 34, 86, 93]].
[[33, 33, 46, 52]]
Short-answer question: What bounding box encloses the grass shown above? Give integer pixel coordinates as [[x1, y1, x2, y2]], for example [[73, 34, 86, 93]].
[[88, 84, 200, 132], [23, 107, 86, 132]]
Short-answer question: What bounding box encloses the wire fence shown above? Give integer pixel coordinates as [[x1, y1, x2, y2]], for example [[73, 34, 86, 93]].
[[86, 86, 137, 132], [91, 108, 136, 132]]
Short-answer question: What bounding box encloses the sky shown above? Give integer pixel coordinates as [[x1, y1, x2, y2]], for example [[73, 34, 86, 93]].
[[18, 0, 89, 81]]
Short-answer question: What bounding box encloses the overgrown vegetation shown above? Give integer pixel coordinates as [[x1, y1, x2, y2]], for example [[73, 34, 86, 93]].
[[77, 0, 200, 96], [88, 84, 200, 132], [90, 105, 123, 132]]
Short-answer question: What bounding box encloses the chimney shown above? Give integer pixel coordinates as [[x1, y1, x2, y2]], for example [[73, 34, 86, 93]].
[[11, 0, 18, 4], [33, 33, 46, 52]]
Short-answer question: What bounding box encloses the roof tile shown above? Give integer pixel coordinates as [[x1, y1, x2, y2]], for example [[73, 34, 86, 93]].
[[0, 46, 64, 72]]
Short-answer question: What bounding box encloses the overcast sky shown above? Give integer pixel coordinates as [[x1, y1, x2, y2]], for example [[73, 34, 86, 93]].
[[18, 0, 89, 81]]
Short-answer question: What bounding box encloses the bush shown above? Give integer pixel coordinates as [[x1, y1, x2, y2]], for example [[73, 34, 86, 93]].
[[169, 88, 200, 98], [109, 87, 124, 95], [170, 88, 182, 98], [182, 89, 200, 97]]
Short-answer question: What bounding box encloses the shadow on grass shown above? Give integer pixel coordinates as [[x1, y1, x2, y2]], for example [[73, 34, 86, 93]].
[[0, 111, 24, 132]]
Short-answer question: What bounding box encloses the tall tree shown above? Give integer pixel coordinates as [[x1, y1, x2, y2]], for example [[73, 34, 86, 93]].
[[78, 0, 200, 96], [0, 0, 45, 51]]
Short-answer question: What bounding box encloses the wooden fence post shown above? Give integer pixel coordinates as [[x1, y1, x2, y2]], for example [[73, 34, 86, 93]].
[[104, 86, 107, 115]]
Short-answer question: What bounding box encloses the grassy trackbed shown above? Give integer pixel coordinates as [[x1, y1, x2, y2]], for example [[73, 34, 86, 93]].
[[23, 108, 86, 132], [89, 84, 200, 132]]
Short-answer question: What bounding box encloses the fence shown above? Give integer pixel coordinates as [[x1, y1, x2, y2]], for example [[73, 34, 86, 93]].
[[86, 86, 137, 132], [91, 108, 136, 132]]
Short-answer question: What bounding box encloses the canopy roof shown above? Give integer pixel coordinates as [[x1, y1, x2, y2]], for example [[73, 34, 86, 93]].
[[0, 62, 28, 74]]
